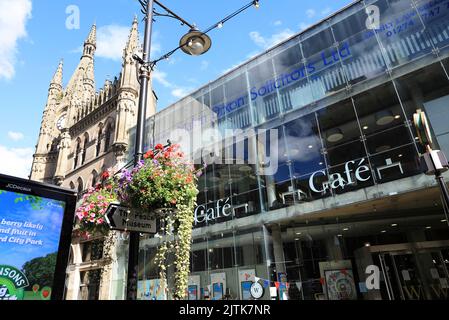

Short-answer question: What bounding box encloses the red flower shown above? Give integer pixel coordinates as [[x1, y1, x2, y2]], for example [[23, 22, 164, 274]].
[[144, 150, 154, 159], [164, 152, 170, 159], [155, 144, 164, 150], [106, 184, 112, 190], [101, 171, 110, 180]]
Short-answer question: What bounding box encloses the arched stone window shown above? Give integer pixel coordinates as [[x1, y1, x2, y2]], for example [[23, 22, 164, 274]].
[[91, 170, 98, 188], [69, 181, 76, 190], [96, 124, 103, 157], [77, 177, 84, 196], [74, 138, 81, 169], [104, 123, 113, 152], [82, 133, 89, 165]]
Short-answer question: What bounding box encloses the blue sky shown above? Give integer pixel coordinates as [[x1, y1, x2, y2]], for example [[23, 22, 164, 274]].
[[0, 0, 353, 178], [0, 190, 65, 269]]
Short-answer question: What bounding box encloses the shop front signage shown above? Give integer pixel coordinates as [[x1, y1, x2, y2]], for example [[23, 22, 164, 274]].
[[194, 198, 232, 226], [309, 159, 372, 194]]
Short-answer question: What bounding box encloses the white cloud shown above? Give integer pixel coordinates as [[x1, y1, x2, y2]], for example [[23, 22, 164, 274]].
[[94, 25, 160, 61], [152, 70, 172, 88], [306, 9, 316, 19], [8, 131, 24, 141], [321, 7, 332, 16], [171, 87, 193, 99], [299, 22, 310, 31], [96, 25, 132, 60], [0, 145, 33, 178], [273, 20, 282, 26], [152, 69, 192, 99], [0, 0, 32, 80], [249, 28, 295, 49]]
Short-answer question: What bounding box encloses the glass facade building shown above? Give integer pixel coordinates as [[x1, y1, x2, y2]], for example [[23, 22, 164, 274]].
[[127, 0, 449, 300]]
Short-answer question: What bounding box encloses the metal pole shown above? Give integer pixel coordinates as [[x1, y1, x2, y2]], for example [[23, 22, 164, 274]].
[[127, 0, 155, 301], [435, 171, 449, 214]]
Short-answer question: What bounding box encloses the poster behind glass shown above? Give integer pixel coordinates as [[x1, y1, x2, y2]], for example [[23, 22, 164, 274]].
[[0, 188, 66, 300]]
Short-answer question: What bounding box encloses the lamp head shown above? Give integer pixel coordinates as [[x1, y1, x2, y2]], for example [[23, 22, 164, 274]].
[[180, 27, 212, 56]]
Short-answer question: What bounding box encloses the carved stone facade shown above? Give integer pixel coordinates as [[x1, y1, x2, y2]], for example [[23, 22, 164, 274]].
[[30, 17, 156, 300]]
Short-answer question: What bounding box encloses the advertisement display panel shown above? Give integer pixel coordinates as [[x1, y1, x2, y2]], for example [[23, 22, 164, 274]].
[[0, 174, 76, 300]]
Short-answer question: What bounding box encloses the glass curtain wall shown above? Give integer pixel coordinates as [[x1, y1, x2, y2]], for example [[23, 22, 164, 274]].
[[134, 0, 449, 301]]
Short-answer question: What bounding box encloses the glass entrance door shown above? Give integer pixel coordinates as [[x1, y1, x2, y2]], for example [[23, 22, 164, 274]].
[[377, 249, 449, 300]]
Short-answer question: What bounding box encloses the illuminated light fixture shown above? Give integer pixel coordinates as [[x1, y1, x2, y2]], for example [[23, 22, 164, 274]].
[[343, 227, 349, 231], [365, 243, 371, 247], [426, 226, 432, 229], [398, 154, 403, 158], [217, 22, 224, 29], [327, 128, 344, 143], [319, 162, 324, 166], [391, 223, 398, 227], [180, 27, 212, 56], [375, 110, 395, 126], [308, 145, 313, 149], [253, 0, 260, 9], [381, 230, 387, 233], [394, 115, 401, 119], [415, 136, 419, 140], [363, 125, 369, 130], [295, 238, 300, 241], [296, 232, 302, 235], [337, 234, 343, 237], [441, 219, 447, 223]]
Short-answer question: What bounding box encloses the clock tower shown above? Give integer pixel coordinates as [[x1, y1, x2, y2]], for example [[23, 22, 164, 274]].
[[30, 17, 157, 300], [30, 18, 156, 188]]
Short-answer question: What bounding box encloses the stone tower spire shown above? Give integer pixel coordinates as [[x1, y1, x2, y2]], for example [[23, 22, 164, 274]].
[[113, 17, 143, 165], [30, 60, 65, 180], [48, 59, 63, 101], [83, 23, 96, 59], [50, 59, 63, 87]]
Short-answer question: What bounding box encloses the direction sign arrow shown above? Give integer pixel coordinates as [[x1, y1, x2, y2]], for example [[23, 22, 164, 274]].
[[105, 203, 157, 234]]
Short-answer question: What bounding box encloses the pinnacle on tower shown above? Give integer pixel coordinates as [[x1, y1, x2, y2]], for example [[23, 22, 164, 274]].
[[124, 17, 139, 58], [85, 23, 96, 47], [51, 59, 63, 87], [83, 23, 97, 58]]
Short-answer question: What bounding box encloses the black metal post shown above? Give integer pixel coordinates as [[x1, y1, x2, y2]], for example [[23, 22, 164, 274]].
[[127, 0, 155, 301], [435, 171, 449, 214]]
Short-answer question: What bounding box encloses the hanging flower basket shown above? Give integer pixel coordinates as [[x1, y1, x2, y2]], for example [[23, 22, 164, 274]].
[[75, 170, 118, 237], [76, 143, 200, 299], [117, 143, 199, 299]]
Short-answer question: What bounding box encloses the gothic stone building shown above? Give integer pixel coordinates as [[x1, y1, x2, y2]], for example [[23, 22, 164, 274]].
[[30, 18, 156, 300]]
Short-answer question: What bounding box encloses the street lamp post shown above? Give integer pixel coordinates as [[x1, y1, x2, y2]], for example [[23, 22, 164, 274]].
[[126, 0, 154, 301], [127, 0, 261, 300]]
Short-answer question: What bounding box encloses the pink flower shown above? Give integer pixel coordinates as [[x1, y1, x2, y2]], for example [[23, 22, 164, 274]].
[[97, 195, 105, 201], [90, 213, 96, 218], [97, 218, 104, 224]]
